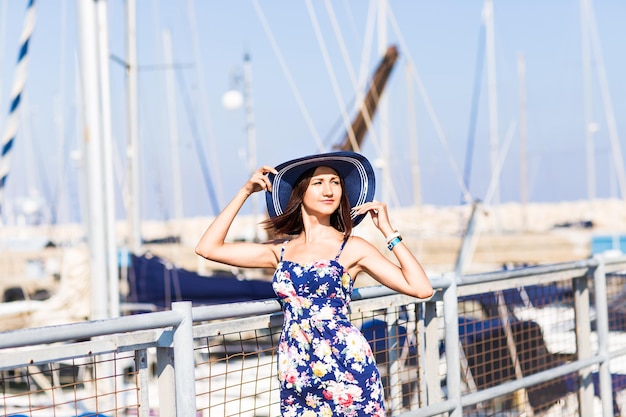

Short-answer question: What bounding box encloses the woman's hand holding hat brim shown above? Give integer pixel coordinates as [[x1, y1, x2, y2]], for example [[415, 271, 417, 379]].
[[245, 166, 278, 195], [351, 201, 393, 233]]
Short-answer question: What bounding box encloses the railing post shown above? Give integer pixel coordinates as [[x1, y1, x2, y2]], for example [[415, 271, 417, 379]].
[[573, 271, 594, 416], [172, 301, 197, 416], [136, 349, 151, 417], [443, 272, 462, 416], [591, 256, 614, 417], [387, 306, 403, 413], [156, 346, 176, 416], [423, 299, 442, 405]]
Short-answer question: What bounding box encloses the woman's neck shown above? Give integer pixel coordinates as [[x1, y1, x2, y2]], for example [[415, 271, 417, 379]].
[[300, 223, 341, 243]]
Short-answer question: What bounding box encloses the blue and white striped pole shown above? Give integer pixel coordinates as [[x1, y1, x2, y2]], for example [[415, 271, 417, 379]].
[[0, 0, 36, 215]]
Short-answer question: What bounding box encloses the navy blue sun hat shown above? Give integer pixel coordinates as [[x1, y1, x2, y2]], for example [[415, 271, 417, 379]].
[[265, 151, 376, 227]]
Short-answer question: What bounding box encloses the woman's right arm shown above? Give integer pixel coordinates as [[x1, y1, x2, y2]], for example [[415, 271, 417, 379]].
[[195, 166, 278, 269]]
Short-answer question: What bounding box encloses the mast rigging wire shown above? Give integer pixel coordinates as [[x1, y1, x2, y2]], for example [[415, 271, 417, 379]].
[[307, 0, 400, 206], [323, 0, 359, 92], [386, 4, 473, 204], [484, 120, 517, 205], [186, 0, 224, 207], [586, 0, 626, 200], [461, 23, 486, 204], [357, 0, 377, 100], [340, 0, 361, 50], [22, 93, 54, 224], [305, 0, 360, 152], [175, 66, 220, 216], [322, 0, 387, 162], [252, 0, 325, 152], [53, 0, 68, 225]]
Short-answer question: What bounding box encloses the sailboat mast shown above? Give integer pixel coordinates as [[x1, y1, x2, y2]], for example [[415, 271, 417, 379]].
[[580, 0, 596, 203], [484, 0, 500, 205], [405, 61, 421, 209], [77, 0, 117, 320], [517, 52, 528, 231], [77, 1, 110, 320], [95, 0, 119, 318], [335, 45, 398, 153], [126, 0, 141, 253], [163, 29, 184, 227], [242, 52, 260, 241], [586, 0, 626, 200]]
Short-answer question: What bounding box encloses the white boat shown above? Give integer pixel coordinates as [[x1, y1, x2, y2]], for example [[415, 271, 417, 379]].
[[0, 245, 91, 331]]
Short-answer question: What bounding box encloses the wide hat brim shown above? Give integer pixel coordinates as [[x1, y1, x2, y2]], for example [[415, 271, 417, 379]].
[[265, 151, 376, 227]]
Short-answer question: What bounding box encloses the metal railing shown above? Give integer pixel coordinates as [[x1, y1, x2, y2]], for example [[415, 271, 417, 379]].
[[1, 254, 626, 416]]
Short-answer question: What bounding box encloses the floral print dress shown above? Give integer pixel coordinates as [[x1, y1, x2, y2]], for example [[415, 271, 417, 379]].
[[272, 238, 386, 417]]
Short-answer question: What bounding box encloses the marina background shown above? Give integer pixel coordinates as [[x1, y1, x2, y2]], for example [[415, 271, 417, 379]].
[[1, 1, 626, 226], [0, 0, 625, 329], [2, 3, 626, 414]]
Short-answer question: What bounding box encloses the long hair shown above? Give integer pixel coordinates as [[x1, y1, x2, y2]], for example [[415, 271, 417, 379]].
[[262, 167, 353, 236]]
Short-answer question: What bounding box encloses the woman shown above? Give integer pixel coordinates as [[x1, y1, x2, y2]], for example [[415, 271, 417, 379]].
[[196, 151, 433, 416]]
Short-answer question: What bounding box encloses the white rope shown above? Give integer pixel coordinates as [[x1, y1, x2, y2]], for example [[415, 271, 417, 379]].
[[54, 0, 68, 224], [0, 0, 8, 108], [0, 0, 36, 214], [386, 4, 473, 204], [251, 0, 325, 152]]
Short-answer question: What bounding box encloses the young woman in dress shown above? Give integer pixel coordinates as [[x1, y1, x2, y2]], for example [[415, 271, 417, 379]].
[[196, 151, 433, 416]]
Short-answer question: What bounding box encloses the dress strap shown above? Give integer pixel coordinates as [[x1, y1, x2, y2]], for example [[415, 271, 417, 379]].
[[279, 239, 290, 262], [334, 236, 349, 261]]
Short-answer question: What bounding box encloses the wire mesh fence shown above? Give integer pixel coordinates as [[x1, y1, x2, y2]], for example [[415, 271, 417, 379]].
[[1, 257, 626, 416], [1, 350, 143, 416], [194, 328, 281, 416], [190, 300, 429, 417]]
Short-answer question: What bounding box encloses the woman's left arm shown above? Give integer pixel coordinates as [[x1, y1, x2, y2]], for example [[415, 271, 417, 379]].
[[350, 202, 434, 299]]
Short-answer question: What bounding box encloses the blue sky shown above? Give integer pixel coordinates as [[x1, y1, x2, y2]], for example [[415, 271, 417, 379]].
[[1, 0, 626, 224]]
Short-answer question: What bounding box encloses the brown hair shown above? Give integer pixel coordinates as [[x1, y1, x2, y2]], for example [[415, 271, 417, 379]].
[[262, 167, 353, 236]]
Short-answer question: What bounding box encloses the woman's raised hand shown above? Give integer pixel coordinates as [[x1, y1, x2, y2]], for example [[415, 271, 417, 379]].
[[244, 166, 278, 195], [351, 201, 393, 233]]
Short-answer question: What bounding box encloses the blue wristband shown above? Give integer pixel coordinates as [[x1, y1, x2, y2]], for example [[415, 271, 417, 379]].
[[387, 236, 402, 251]]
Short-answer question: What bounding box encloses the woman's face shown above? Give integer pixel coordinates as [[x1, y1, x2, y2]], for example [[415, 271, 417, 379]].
[[302, 166, 343, 217]]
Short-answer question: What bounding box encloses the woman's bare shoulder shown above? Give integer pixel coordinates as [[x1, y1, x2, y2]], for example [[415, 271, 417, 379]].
[[343, 235, 378, 260], [263, 238, 291, 261], [341, 236, 378, 278], [346, 235, 374, 248]]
